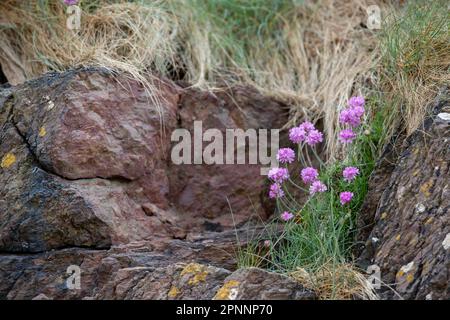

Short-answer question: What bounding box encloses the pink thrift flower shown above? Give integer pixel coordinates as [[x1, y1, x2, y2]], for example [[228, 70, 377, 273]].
[[309, 180, 327, 195], [263, 240, 271, 247], [301, 167, 319, 184], [340, 191, 354, 205], [64, 0, 79, 5], [343, 166, 359, 182], [306, 129, 323, 145], [339, 108, 361, 127], [339, 129, 356, 143], [268, 167, 290, 183], [277, 148, 295, 164], [348, 96, 365, 108], [289, 127, 306, 143], [280, 211, 294, 221], [269, 183, 284, 199], [352, 105, 365, 118], [299, 121, 315, 133]]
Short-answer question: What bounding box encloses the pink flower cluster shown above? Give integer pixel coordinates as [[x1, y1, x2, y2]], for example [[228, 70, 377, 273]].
[[300, 167, 327, 196], [268, 167, 289, 183], [301, 167, 319, 184], [268, 96, 366, 208], [276, 148, 295, 164], [289, 121, 323, 146], [309, 180, 327, 195], [64, 0, 79, 5], [343, 166, 359, 182], [339, 191, 353, 205], [269, 183, 284, 199], [338, 96, 365, 144], [281, 211, 294, 221]]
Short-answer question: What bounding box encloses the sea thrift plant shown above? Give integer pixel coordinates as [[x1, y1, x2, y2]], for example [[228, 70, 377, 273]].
[[280, 211, 294, 221], [343, 166, 359, 182], [269, 183, 284, 199], [266, 95, 364, 229], [260, 95, 370, 286], [289, 121, 323, 146], [301, 167, 319, 184], [339, 129, 356, 143], [348, 96, 365, 108], [306, 129, 323, 146], [339, 191, 354, 205], [289, 127, 306, 143], [268, 167, 290, 183], [299, 121, 315, 132], [309, 180, 327, 195], [277, 148, 295, 164]]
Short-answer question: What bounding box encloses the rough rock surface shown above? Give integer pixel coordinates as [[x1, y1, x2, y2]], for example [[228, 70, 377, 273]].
[[0, 68, 287, 253], [213, 268, 316, 300], [357, 91, 450, 300], [0, 68, 305, 300]]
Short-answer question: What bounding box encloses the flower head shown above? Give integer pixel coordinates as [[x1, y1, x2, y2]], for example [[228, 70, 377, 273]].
[[352, 105, 365, 118], [309, 180, 327, 195], [343, 166, 359, 182], [276, 148, 295, 164], [301, 167, 319, 184], [64, 0, 79, 5], [339, 129, 356, 143], [268, 167, 290, 183], [348, 96, 365, 108], [299, 121, 315, 133], [289, 127, 306, 144], [269, 183, 284, 199], [306, 129, 323, 146], [281, 211, 294, 221], [263, 240, 271, 247], [340, 191, 354, 205], [340, 96, 365, 127], [339, 108, 361, 127]]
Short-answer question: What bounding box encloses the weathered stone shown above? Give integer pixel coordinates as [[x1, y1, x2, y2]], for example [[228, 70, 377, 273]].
[[213, 267, 316, 300], [0, 68, 287, 254], [357, 91, 450, 300], [167, 85, 288, 227], [0, 227, 266, 299], [0, 68, 302, 300]]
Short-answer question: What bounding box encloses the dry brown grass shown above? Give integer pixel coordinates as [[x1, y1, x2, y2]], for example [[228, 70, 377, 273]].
[[378, 0, 450, 140], [291, 263, 379, 300], [0, 0, 390, 158]]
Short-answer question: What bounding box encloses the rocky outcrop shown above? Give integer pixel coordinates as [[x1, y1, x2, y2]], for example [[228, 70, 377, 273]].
[[0, 68, 298, 299], [213, 268, 316, 300], [357, 90, 450, 300], [0, 68, 287, 254]]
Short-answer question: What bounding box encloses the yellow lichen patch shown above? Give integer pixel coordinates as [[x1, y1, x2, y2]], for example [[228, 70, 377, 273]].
[[213, 280, 240, 300], [188, 271, 208, 285], [181, 263, 203, 276], [396, 270, 404, 278], [180, 263, 209, 286], [425, 217, 433, 225], [413, 148, 419, 155], [380, 212, 387, 220], [167, 286, 180, 298], [38, 127, 47, 137], [395, 234, 401, 241], [406, 273, 414, 283], [420, 180, 433, 197], [1, 152, 16, 168]]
